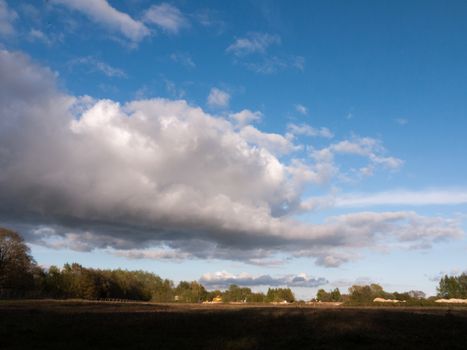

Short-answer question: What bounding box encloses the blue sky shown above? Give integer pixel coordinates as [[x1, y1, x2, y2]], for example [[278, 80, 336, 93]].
[[0, 0, 466, 298]]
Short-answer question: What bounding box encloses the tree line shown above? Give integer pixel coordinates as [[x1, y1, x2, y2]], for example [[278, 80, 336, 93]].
[[1, 227, 466, 303], [0, 228, 294, 302], [314, 279, 467, 304], [315, 284, 427, 304]]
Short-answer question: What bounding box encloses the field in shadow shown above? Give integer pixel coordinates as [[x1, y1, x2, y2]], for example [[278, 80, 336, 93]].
[[1, 300, 467, 349]]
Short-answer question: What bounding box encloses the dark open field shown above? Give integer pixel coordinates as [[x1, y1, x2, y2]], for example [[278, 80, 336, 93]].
[[1, 300, 467, 349]]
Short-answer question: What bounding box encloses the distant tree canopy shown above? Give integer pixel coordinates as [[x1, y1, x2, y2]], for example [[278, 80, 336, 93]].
[[348, 284, 386, 303], [438, 274, 467, 298], [266, 288, 295, 303], [39, 263, 176, 301], [222, 284, 250, 302], [316, 288, 342, 302], [175, 281, 207, 303], [219, 284, 268, 303], [0, 228, 38, 291], [346, 284, 428, 304]]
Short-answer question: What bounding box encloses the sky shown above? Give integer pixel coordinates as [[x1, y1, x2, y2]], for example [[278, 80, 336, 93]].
[[0, 0, 467, 299]]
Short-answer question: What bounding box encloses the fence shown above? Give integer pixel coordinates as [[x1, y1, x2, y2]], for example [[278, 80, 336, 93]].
[[0, 289, 43, 299]]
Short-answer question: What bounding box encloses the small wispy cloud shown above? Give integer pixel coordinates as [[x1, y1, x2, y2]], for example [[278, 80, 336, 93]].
[[69, 56, 126, 78], [226, 32, 304, 74], [192, 8, 225, 33], [0, 0, 17, 37], [244, 55, 305, 74], [51, 0, 150, 44], [226, 32, 281, 57], [287, 123, 333, 138], [207, 87, 230, 108], [28, 29, 58, 46], [164, 79, 186, 99], [143, 3, 189, 34], [395, 118, 408, 125], [295, 104, 308, 115], [335, 189, 467, 207], [316, 137, 404, 171], [170, 52, 195, 68], [291, 56, 305, 71]]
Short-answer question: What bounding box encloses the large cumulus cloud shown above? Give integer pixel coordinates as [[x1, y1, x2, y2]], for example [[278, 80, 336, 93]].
[[0, 49, 463, 267]]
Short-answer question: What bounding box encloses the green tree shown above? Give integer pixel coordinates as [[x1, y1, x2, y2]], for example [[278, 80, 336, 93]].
[[330, 288, 342, 302], [266, 288, 295, 303], [316, 288, 342, 302], [316, 289, 331, 302], [223, 284, 253, 302], [348, 284, 391, 303], [438, 274, 467, 298], [43, 265, 65, 297], [348, 285, 374, 303], [0, 228, 36, 291], [175, 281, 207, 302], [247, 292, 266, 303]]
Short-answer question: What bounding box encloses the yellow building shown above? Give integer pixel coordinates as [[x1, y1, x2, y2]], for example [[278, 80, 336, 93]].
[[212, 295, 222, 303]]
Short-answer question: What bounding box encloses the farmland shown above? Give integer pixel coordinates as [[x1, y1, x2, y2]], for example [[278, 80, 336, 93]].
[[1, 300, 467, 349]]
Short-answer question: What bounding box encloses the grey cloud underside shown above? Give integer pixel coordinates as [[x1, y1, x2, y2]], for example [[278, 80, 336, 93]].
[[0, 50, 463, 267], [199, 272, 328, 289]]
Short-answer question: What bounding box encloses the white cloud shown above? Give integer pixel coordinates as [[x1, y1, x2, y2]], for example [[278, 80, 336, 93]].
[[207, 87, 230, 108], [20, 3, 40, 21], [243, 55, 305, 74], [164, 79, 186, 99], [28, 29, 53, 46], [310, 137, 404, 179], [114, 248, 191, 261], [51, 0, 149, 43], [0, 0, 17, 37], [230, 109, 262, 127], [239, 125, 298, 156], [292, 56, 306, 71], [143, 3, 188, 34], [199, 271, 328, 289], [287, 123, 334, 138], [335, 189, 467, 207], [69, 56, 126, 78], [192, 9, 225, 32], [331, 138, 380, 156], [395, 118, 408, 125], [0, 49, 462, 268], [226, 32, 281, 57], [295, 104, 308, 115], [170, 52, 195, 68], [226, 32, 303, 74]]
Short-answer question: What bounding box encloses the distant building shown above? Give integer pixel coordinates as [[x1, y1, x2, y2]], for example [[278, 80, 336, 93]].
[[212, 295, 222, 303], [435, 298, 467, 304], [373, 297, 405, 303]]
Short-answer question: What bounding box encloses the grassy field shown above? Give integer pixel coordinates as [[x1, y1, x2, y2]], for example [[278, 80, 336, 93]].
[[1, 300, 467, 349]]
